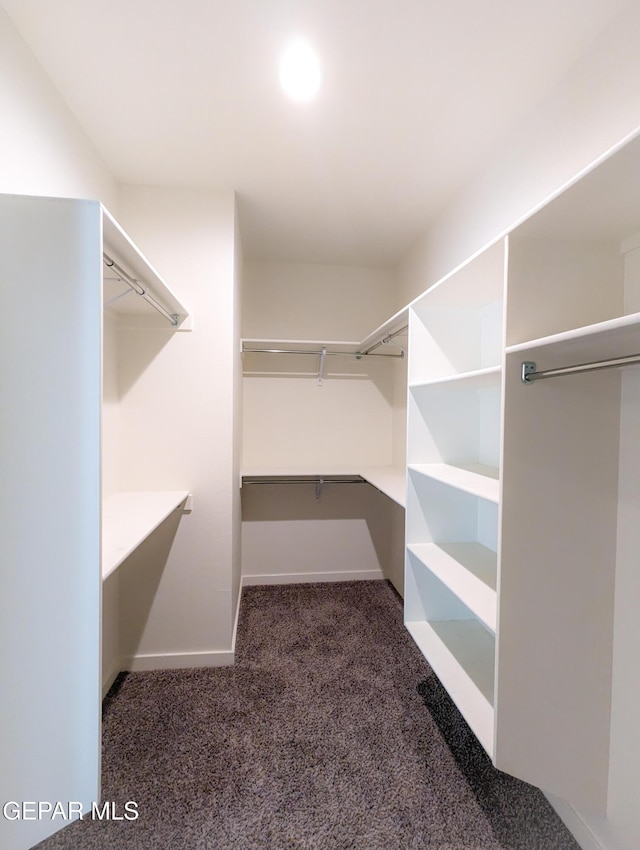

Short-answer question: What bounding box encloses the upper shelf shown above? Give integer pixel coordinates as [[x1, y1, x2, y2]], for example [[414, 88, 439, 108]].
[[102, 207, 191, 330], [505, 310, 640, 368], [242, 306, 409, 360]]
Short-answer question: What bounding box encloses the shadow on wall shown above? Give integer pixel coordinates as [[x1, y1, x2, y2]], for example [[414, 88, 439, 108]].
[[117, 510, 183, 661], [241, 482, 404, 595]]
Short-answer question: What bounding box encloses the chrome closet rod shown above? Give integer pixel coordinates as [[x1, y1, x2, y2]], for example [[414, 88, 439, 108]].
[[242, 477, 366, 485], [103, 253, 179, 327], [242, 347, 404, 359], [521, 353, 640, 383]]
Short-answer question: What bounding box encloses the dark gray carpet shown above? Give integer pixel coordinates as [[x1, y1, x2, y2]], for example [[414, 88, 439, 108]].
[[36, 580, 580, 849]]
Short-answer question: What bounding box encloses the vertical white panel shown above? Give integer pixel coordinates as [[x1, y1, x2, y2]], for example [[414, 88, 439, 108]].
[[0, 195, 101, 849]]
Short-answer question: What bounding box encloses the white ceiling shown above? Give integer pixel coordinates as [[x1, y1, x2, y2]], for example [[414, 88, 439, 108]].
[[1, 0, 626, 265]]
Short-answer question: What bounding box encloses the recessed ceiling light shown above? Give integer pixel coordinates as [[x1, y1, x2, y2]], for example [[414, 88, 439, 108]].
[[279, 39, 322, 102]]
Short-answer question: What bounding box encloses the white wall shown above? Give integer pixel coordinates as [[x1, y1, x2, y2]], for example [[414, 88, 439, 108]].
[[114, 186, 241, 668], [241, 260, 404, 590], [243, 260, 396, 341], [396, 4, 640, 848], [397, 1, 640, 307], [0, 8, 116, 207]]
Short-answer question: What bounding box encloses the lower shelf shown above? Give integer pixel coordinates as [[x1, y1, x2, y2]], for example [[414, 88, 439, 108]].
[[241, 466, 406, 507], [102, 490, 190, 580], [408, 463, 499, 503], [406, 617, 495, 756], [406, 542, 497, 632]]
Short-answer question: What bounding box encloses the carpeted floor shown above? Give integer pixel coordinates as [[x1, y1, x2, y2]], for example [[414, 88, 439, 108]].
[[36, 580, 580, 849]]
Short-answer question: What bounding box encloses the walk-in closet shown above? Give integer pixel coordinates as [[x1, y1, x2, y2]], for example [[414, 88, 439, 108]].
[[2, 3, 640, 849]]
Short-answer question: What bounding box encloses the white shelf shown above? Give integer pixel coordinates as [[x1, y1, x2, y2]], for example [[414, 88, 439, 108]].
[[410, 364, 502, 390], [407, 542, 497, 632], [405, 618, 495, 755], [241, 466, 406, 508], [408, 463, 499, 503], [242, 338, 361, 354], [358, 466, 406, 507], [505, 309, 640, 367], [102, 490, 190, 580], [102, 206, 190, 329], [242, 307, 409, 360]]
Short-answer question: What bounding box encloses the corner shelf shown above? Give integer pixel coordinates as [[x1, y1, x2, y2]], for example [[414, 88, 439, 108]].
[[241, 466, 406, 508]]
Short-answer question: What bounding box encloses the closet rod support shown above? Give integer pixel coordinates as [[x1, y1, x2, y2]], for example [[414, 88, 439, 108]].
[[522, 353, 640, 383], [318, 346, 327, 385]]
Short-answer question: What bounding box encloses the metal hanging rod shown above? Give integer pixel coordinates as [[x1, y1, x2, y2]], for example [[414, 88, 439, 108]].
[[103, 252, 179, 327], [522, 353, 640, 383], [242, 346, 404, 359], [242, 474, 366, 501], [360, 324, 409, 356], [242, 476, 366, 485]]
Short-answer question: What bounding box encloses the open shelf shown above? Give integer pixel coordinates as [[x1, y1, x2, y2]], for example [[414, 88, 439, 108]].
[[407, 542, 497, 632], [408, 463, 499, 503], [102, 490, 190, 580], [102, 206, 191, 330], [410, 364, 502, 390], [405, 618, 495, 754], [408, 372, 502, 472], [506, 309, 640, 368], [242, 338, 361, 354], [358, 466, 406, 507], [408, 241, 506, 383]]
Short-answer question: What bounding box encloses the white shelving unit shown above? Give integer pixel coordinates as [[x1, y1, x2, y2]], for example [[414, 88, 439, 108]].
[[404, 237, 505, 762], [404, 130, 640, 814], [404, 237, 505, 767], [1, 193, 191, 848]]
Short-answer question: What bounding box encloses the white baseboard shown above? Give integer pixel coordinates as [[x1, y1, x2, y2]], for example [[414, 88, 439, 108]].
[[123, 649, 235, 672], [545, 794, 614, 850], [241, 569, 385, 586]]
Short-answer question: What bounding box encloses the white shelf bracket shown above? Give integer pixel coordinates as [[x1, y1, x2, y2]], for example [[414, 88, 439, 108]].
[[317, 346, 327, 385], [315, 477, 324, 501]]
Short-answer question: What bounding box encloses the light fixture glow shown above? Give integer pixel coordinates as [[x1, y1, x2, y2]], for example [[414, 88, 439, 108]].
[[279, 39, 322, 101]]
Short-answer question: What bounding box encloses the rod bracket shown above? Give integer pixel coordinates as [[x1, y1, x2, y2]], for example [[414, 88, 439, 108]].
[[317, 346, 327, 385], [521, 361, 537, 383], [315, 477, 324, 501]]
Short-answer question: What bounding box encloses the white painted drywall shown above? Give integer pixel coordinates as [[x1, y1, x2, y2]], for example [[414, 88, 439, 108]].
[[241, 260, 404, 587], [0, 8, 116, 208], [114, 186, 241, 667], [243, 260, 396, 341], [397, 1, 640, 307]]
